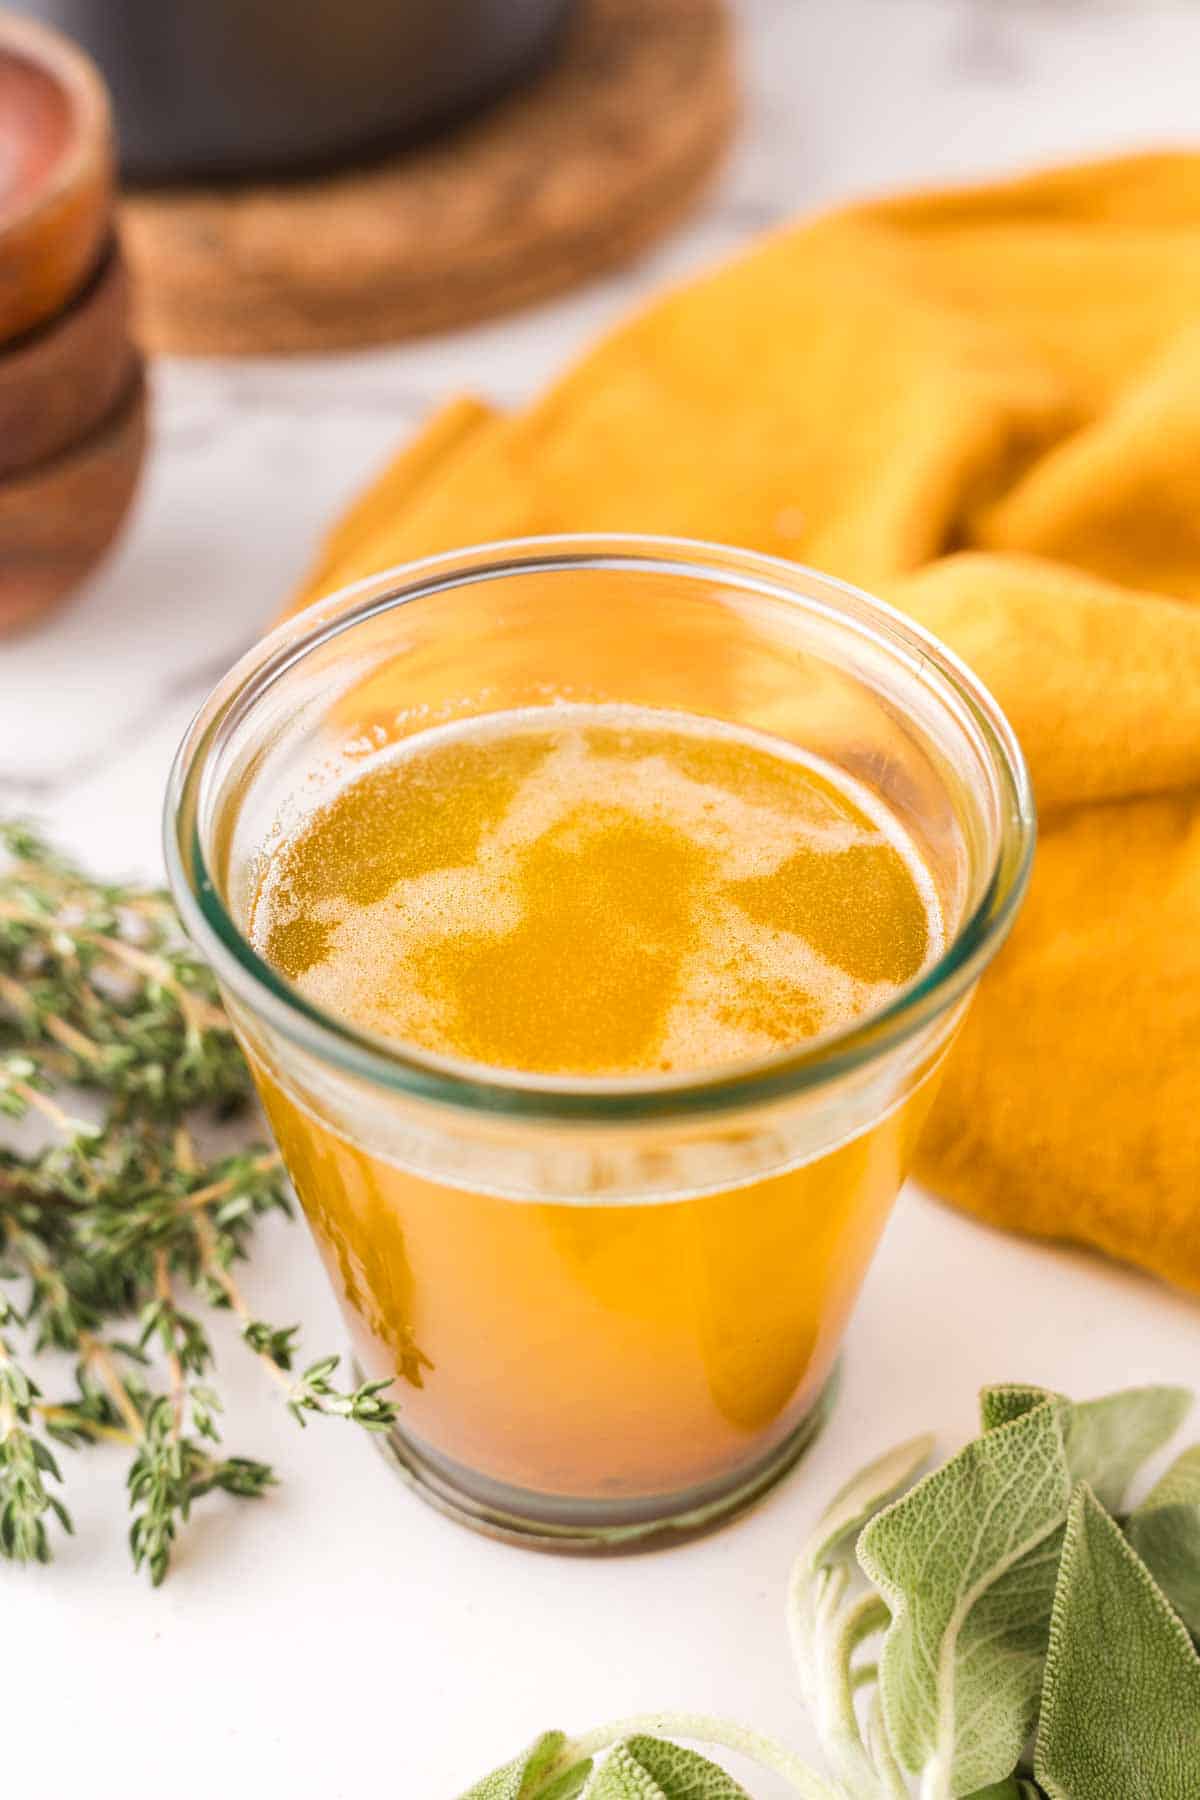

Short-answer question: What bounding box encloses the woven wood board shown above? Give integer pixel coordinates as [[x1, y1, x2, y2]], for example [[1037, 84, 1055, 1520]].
[[120, 0, 736, 355]]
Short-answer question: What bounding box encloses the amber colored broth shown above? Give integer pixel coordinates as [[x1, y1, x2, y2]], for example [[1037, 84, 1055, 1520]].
[[247, 708, 944, 1500]]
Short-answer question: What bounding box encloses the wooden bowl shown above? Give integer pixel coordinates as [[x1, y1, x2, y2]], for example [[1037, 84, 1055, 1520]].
[[0, 12, 114, 344], [0, 362, 147, 634], [0, 237, 132, 477]]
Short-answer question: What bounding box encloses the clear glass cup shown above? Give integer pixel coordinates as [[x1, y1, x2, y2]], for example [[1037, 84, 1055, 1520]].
[[165, 536, 1034, 1550]]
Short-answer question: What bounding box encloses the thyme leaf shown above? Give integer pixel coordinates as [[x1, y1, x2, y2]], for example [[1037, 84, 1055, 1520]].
[[0, 822, 399, 1583]]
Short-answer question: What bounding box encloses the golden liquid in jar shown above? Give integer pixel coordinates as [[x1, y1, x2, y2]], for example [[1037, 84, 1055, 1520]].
[[249, 707, 943, 1502]]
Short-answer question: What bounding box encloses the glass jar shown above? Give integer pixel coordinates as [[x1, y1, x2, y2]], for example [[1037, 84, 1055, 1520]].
[[166, 536, 1034, 1549]]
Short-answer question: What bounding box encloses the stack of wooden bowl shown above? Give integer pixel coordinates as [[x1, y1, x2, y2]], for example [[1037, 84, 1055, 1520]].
[[0, 12, 147, 633]]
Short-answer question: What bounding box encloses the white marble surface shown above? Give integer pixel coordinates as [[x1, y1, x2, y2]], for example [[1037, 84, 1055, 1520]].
[[3, 3, 1199, 1795]]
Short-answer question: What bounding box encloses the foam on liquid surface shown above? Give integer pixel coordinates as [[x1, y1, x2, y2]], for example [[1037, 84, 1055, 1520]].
[[252, 707, 942, 1076]]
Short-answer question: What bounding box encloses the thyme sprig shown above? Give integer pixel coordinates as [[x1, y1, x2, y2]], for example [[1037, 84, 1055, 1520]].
[[0, 822, 398, 1583]]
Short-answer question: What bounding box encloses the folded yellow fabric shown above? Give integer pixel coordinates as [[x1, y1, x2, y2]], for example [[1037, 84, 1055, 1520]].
[[284, 152, 1200, 1296]]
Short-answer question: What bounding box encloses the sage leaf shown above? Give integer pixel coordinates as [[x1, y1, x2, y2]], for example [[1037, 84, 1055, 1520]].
[[800, 1433, 936, 1573], [789, 1435, 930, 1796], [585, 1740, 751, 1799], [460, 1732, 585, 1800], [1062, 1386, 1191, 1514], [963, 1783, 1041, 1799], [1126, 1445, 1200, 1638], [1035, 1485, 1200, 1799], [980, 1386, 1050, 1432], [980, 1384, 1191, 1513], [858, 1397, 1072, 1797], [541, 1768, 595, 1800]]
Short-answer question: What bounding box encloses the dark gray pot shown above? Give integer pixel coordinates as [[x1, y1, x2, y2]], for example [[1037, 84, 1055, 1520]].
[[19, 0, 575, 182]]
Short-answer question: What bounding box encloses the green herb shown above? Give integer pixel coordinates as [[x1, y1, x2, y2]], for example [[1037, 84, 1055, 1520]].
[[857, 1398, 1071, 1794], [789, 1433, 935, 1797], [0, 822, 398, 1584], [460, 1383, 1200, 1800], [459, 1721, 840, 1800], [589, 1739, 755, 1799], [1126, 1445, 1200, 1638], [1035, 1485, 1200, 1798]]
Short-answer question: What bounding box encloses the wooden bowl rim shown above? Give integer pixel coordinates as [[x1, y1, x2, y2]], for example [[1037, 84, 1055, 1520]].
[[0, 353, 145, 494], [0, 12, 113, 241], [0, 231, 125, 361]]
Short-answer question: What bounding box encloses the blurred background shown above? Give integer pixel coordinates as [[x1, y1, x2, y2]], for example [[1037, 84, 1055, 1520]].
[[5, 0, 1200, 880]]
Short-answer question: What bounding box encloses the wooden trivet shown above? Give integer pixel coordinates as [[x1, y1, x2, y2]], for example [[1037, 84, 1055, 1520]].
[[119, 0, 736, 356]]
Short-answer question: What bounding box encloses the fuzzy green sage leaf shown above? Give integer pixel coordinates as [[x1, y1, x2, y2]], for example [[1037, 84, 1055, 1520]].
[[788, 1433, 931, 1797], [1062, 1386, 1191, 1514], [1035, 1484, 1200, 1799], [456, 1382, 1200, 1800], [979, 1385, 1048, 1432], [461, 1720, 841, 1800], [459, 1732, 584, 1800], [980, 1383, 1191, 1513], [963, 1783, 1041, 1800], [540, 1768, 594, 1800], [800, 1432, 935, 1575], [858, 1396, 1071, 1797], [586, 1738, 751, 1799], [1126, 1445, 1200, 1639]]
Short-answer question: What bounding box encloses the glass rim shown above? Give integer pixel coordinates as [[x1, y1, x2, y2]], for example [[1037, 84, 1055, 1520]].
[[164, 533, 1036, 1124]]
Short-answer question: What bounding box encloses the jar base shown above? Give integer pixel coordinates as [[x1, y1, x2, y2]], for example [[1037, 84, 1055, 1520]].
[[361, 1362, 840, 1553]]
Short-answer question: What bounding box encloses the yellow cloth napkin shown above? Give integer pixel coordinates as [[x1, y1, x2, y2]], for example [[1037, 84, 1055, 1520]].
[[284, 152, 1200, 1296]]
